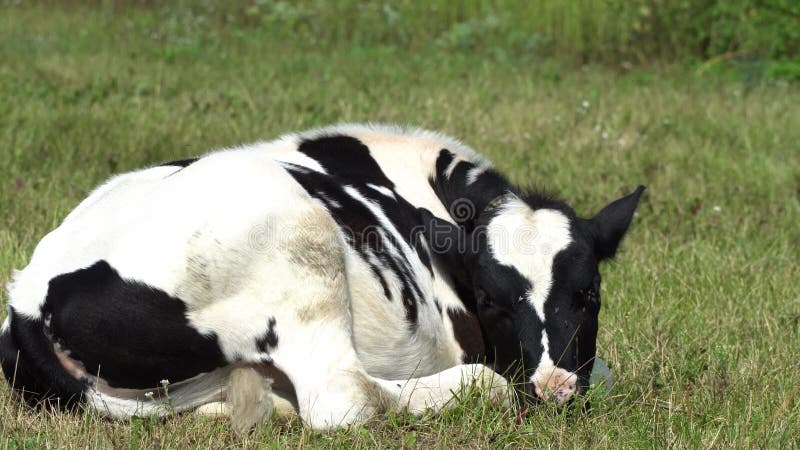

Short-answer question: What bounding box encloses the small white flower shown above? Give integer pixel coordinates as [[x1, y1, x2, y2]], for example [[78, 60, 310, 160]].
[[160, 379, 170, 387], [582, 100, 589, 109], [144, 391, 154, 400], [712, 206, 722, 212], [601, 132, 609, 140]]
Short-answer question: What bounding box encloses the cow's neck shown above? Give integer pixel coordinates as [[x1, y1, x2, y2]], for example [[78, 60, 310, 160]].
[[426, 150, 516, 365], [428, 149, 519, 232]]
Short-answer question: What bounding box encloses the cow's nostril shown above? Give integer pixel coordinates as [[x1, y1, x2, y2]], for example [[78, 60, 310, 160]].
[[530, 366, 579, 404]]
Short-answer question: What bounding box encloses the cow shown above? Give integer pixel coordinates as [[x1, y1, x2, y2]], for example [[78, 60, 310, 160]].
[[0, 124, 644, 431]]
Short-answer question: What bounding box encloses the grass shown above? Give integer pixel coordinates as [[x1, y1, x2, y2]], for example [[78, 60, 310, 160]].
[[1, 2, 799, 448]]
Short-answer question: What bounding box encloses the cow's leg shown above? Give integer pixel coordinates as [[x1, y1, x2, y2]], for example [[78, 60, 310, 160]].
[[262, 210, 397, 429], [196, 364, 510, 425], [373, 364, 511, 416], [186, 204, 395, 430], [266, 288, 394, 429]]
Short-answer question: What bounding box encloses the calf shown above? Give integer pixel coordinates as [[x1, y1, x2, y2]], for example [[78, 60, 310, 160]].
[[0, 124, 644, 430]]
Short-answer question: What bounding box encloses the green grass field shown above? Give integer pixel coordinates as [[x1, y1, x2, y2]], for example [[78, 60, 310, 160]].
[[1, 3, 799, 448]]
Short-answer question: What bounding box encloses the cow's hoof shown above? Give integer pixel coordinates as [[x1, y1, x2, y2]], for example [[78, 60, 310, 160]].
[[470, 365, 511, 407], [195, 401, 230, 418]]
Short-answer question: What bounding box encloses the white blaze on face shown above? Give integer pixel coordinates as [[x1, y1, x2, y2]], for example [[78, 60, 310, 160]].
[[486, 200, 572, 321], [486, 199, 575, 398]]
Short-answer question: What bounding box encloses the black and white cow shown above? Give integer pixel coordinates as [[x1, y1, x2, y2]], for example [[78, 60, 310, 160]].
[[0, 124, 644, 430]]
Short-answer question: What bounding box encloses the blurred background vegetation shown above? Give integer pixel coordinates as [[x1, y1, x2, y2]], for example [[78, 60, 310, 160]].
[[35, 0, 800, 81]]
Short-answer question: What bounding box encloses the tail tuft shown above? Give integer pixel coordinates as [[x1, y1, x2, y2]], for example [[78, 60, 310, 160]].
[[0, 312, 85, 409], [229, 366, 274, 433]]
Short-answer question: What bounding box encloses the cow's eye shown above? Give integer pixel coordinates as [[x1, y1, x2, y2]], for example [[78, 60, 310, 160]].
[[576, 287, 599, 305], [586, 287, 599, 304], [577, 274, 602, 306]]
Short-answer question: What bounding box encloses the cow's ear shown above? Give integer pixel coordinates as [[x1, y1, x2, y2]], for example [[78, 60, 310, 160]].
[[417, 208, 475, 281], [590, 186, 645, 260]]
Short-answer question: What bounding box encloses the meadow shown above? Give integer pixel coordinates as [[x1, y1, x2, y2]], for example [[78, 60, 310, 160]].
[[1, 2, 798, 448]]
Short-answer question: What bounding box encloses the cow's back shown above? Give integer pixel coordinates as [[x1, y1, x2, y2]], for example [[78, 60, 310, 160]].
[[7, 149, 317, 318]]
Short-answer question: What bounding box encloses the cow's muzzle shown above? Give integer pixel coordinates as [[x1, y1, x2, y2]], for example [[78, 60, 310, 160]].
[[526, 364, 578, 405]]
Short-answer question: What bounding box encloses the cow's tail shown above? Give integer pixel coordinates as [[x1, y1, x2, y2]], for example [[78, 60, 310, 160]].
[[0, 310, 86, 409], [85, 367, 277, 431], [0, 310, 234, 419], [83, 367, 232, 420]]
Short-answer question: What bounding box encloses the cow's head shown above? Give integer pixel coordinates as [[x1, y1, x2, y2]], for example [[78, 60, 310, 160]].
[[422, 186, 644, 405]]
